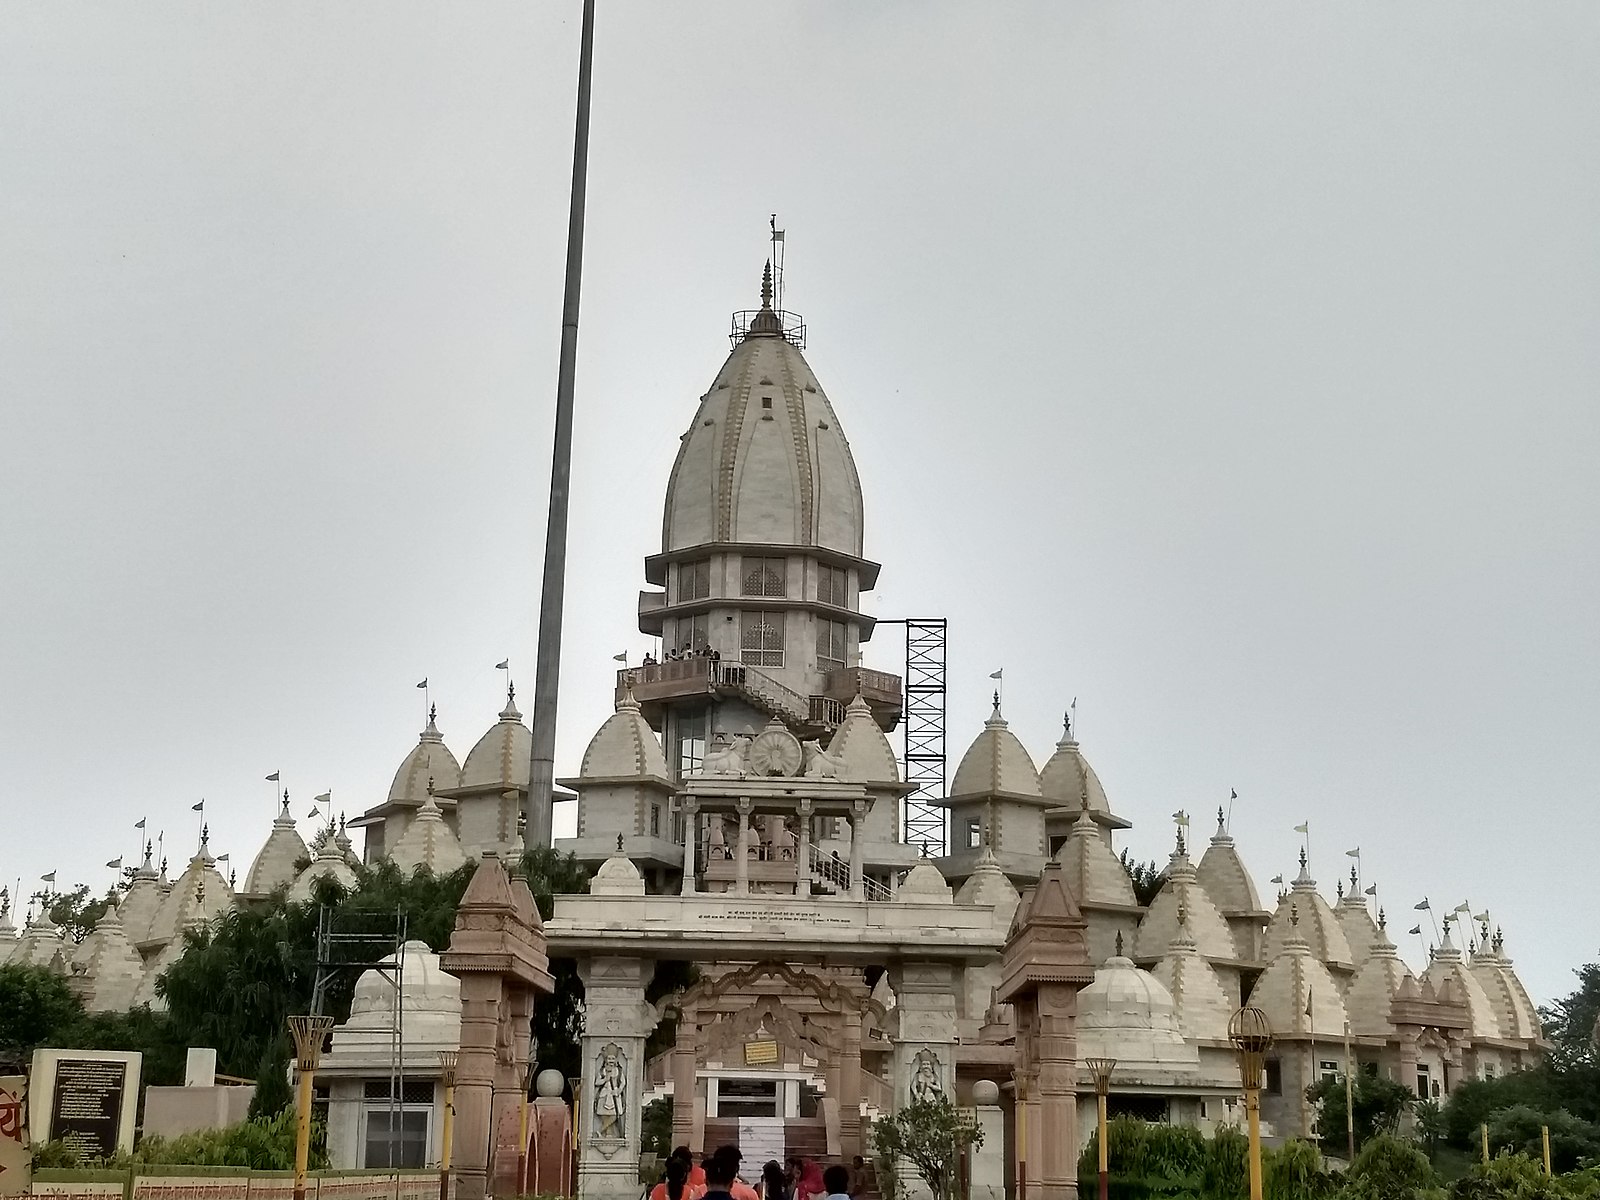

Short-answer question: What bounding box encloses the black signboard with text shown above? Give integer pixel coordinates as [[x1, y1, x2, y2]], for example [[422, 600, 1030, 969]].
[[48, 1058, 128, 1159]]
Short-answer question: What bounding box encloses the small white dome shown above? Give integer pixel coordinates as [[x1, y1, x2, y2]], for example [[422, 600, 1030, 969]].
[[898, 862, 954, 903], [972, 1080, 1001, 1106], [949, 700, 1041, 801], [460, 691, 532, 791], [1077, 957, 1181, 1034], [388, 711, 462, 805], [589, 854, 646, 897], [347, 940, 462, 1026]]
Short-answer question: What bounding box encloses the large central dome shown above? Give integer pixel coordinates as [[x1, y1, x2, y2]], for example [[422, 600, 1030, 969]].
[[660, 279, 864, 557]]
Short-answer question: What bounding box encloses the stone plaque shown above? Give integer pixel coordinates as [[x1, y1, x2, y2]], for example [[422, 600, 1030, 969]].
[[30, 1050, 140, 1159]]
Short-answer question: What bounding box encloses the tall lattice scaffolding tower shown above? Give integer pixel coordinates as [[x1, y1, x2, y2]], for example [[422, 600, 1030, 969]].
[[897, 618, 948, 856]]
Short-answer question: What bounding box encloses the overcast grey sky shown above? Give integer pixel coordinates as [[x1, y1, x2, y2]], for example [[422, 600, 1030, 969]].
[[3, 3, 1596, 1003]]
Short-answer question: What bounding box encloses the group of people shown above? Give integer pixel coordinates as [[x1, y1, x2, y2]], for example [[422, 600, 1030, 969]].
[[641, 644, 721, 667], [650, 1146, 869, 1200]]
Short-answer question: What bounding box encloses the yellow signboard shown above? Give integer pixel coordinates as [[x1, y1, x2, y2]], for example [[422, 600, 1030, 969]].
[[743, 1040, 779, 1067]]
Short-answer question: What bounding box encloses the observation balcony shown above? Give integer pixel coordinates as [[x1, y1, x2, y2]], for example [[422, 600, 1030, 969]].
[[617, 660, 902, 736]]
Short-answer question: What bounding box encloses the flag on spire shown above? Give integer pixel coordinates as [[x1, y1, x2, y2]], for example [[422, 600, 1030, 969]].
[[40, 871, 56, 883], [1294, 822, 1309, 834], [989, 669, 1003, 680], [416, 678, 428, 689], [495, 660, 509, 670], [266, 771, 280, 782], [105, 857, 122, 869], [134, 818, 146, 830], [192, 800, 205, 812]]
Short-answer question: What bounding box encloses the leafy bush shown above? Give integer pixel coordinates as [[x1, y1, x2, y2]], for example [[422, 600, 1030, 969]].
[[1486, 1106, 1600, 1175], [870, 1095, 982, 1200], [1339, 1133, 1438, 1200], [1449, 1153, 1600, 1199], [1264, 1138, 1337, 1199]]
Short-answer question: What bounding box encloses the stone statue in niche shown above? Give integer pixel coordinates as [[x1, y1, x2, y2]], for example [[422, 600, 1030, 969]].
[[909, 1047, 943, 1105], [802, 740, 844, 779], [593, 1042, 627, 1138]]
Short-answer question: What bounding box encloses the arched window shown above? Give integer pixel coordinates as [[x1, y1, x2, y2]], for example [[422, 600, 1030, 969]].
[[741, 610, 785, 667], [741, 557, 787, 598]]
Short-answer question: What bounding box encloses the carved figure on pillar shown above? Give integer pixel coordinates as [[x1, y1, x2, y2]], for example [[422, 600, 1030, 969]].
[[910, 1049, 943, 1104], [593, 1043, 627, 1138]]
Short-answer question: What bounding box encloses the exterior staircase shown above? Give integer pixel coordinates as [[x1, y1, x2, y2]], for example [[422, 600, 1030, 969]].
[[713, 663, 845, 738], [808, 844, 891, 901]]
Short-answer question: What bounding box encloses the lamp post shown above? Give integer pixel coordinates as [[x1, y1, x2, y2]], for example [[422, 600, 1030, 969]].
[[1083, 1057, 1117, 1200], [1229, 1007, 1273, 1200], [437, 1051, 458, 1200], [288, 1015, 336, 1200]]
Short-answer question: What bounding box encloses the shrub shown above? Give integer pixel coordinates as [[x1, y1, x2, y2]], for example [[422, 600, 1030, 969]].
[[1339, 1133, 1438, 1200]]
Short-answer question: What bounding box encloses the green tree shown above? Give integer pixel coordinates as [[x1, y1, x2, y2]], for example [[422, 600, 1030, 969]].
[[871, 1094, 983, 1200], [0, 964, 85, 1069], [1309, 1070, 1415, 1151], [46, 885, 115, 945], [1120, 852, 1168, 907], [247, 1036, 294, 1119], [1540, 960, 1599, 1073], [1414, 1099, 1447, 1162]]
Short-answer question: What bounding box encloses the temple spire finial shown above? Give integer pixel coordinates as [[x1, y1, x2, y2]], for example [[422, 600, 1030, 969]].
[[761, 260, 773, 309]]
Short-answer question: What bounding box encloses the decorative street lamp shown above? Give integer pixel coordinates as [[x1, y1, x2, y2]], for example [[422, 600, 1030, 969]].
[[287, 1015, 336, 1200], [437, 1050, 458, 1200], [1082, 1057, 1117, 1200], [1229, 1007, 1274, 1200], [1014, 1072, 1029, 1200]]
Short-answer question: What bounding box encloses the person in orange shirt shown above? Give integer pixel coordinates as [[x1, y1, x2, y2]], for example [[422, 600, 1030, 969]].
[[650, 1155, 704, 1200], [671, 1146, 707, 1189]]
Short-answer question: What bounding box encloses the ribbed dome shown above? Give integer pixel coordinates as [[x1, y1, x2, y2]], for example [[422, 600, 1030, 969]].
[[1152, 924, 1236, 1043], [826, 695, 900, 783], [460, 690, 532, 790], [1345, 924, 1413, 1037], [949, 700, 1041, 801], [144, 842, 233, 948], [579, 688, 672, 782], [290, 842, 359, 902], [1193, 811, 1264, 915], [953, 851, 1022, 929], [662, 298, 863, 558], [1262, 855, 1354, 971], [1470, 932, 1542, 1043], [75, 902, 146, 1014], [244, 796, 308, 897], [388, 711, 462, 805], [1423, 930, 1502, 1040], [1246, 913, 1350, 1038], [1055, 804, 1137, 908], [1336, 891, 1383, 971], [1134, 846, 1236, 962], [389, 797, 469, 876], [1038, 721, 1110, 814]]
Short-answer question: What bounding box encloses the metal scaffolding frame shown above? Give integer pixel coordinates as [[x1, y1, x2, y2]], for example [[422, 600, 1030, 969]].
[[891, 618, 948, 856], [311, 905, 409, 1168]]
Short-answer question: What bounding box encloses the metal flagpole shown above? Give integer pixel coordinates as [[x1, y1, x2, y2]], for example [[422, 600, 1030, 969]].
[[527, 0, 598, 851]]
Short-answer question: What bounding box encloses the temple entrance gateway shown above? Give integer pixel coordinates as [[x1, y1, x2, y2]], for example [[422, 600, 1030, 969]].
[[545, 853, 1008, 1200]]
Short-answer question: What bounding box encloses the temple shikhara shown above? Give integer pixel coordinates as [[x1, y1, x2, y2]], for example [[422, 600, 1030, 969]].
[[1, 264, 1546, 1200]]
